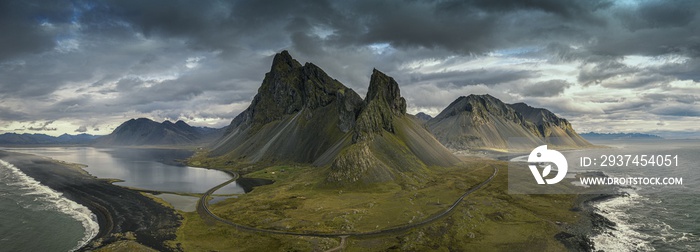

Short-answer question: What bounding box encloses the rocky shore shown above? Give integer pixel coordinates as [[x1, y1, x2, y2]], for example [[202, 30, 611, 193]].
[[556, 192, 622, 252]]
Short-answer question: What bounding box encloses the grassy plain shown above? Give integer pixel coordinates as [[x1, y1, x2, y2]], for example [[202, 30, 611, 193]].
[[174, 157, 582, 251]]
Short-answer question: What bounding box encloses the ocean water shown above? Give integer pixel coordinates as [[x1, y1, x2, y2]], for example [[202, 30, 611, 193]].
[[0, 159, 98, 252], [0, 147, 242, 251], [570, 140, 700, 251]]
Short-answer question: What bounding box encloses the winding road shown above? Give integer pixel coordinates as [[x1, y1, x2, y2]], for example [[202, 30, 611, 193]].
[[197, 165, 498, 248]]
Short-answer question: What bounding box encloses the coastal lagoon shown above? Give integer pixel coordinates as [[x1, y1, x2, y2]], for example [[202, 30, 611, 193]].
[[0, 147, 241, 251], [4, 147, 240, 194]]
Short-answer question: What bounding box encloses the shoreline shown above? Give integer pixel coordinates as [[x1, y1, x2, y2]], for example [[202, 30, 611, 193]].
[[556, 192, 622, 252], [0, 150, 181, 251]]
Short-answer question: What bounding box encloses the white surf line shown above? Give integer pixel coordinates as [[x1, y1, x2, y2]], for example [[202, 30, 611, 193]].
[[591, 189, 654, 252], [0, 159, 99, 251]]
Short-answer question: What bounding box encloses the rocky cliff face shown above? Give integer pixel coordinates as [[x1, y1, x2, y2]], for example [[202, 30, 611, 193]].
[[509, 102, 591, 146], [210, 51, 365, 163], [353, 69, 407, 142], [224, 51, 363, 135], [328, 69, 459, 184], [427, 94, 590, 150], [434, 94, 535, 129], [210, 51, 460, 185]]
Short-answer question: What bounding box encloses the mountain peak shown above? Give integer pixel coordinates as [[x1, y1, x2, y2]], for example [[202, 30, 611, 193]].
[[435, 94, 514, 121], [456, 94, 501, 106], [270, 50, 302, 73], [174, 120, 189, 126], [428, 94, 591, 150], [366, 69, 406, 115], [96, 118, 220, 146], [508, 102, 563, 125], [134, 118, 153, 122], [415, 112, 433, 122], [226, 51, 363, 134], [352, 69, 407, 142], [209, 52, 461, 185]]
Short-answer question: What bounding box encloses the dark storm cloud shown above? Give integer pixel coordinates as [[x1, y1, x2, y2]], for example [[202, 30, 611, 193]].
[[619, 0, 697, 31], [0, 0, 73, 61], [587, 0, 700, 58], [0, 106, 29, 121], [3, 0, 697, 62], [516, 79, 572, 97], [603, 100, 654, 114], [644, 94, 700, 104], [410, 69, 537, 87], [657, 58, 700, 82], [1, 0, 699, 135], [601, 93, 700, 117], [578, 59, 636, 85], [651, 105, 700, 117], [65, 0, 618, 56]]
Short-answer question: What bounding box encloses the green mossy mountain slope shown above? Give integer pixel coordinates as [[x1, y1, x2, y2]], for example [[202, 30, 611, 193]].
[[207, 51, 460, 185]]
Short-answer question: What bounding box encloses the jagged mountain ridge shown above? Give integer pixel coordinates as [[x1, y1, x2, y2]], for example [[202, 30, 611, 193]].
[[209, 51, 460, 184], [508, 102, 590, 146], [209, 51, 364, 163], [328, 70, 460, 183], [427, 94, 590, 150], [95, 118, 222, 146]]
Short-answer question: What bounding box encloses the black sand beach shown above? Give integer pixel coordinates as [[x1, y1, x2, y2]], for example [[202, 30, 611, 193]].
[[0, 151, 181, 251]]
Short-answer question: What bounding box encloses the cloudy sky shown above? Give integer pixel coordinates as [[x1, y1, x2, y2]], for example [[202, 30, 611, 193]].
[[1, 0, 699, 138]]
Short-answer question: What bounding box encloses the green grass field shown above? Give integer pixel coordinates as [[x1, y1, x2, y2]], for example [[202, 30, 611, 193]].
[[173, 157, 582, 251]]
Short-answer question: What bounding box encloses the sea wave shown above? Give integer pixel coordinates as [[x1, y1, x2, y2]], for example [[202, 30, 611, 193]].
[[591, 188, 654, 251], [0, 159, 99, 251]]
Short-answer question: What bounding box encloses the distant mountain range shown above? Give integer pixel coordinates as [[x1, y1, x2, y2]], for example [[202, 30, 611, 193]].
[[1, 119, 225, 146], [580, 132, 662, 140], [414, 112, 433, 122], [0, 133, 100, 145], [94, 118, 223, 146], [426, 94, 590, 150], [208, 51, 459, 184]]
